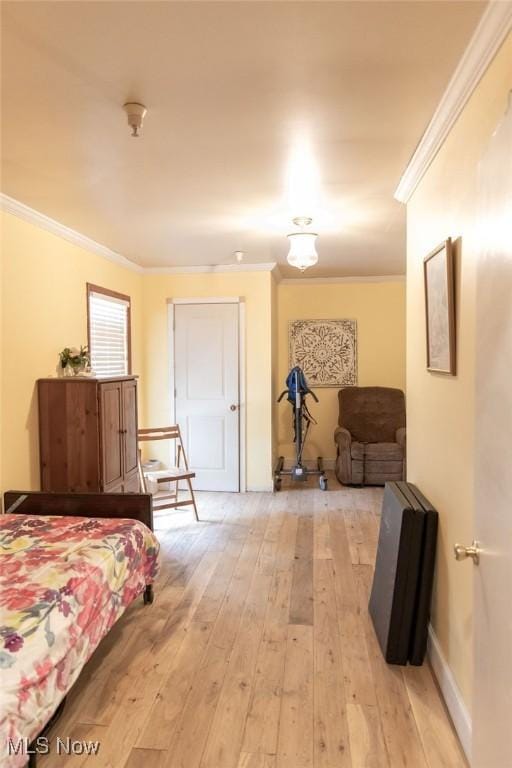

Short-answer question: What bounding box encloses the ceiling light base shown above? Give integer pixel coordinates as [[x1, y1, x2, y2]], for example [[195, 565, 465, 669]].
[[292, 216, 312, 228], [123, 102, 147, 137]]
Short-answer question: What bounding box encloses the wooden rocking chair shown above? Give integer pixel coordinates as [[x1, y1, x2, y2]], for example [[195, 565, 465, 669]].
[[138, 425, 199, 520]]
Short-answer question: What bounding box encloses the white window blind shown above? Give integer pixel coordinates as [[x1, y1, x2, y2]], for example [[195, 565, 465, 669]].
[[88, 291, 130, 377]]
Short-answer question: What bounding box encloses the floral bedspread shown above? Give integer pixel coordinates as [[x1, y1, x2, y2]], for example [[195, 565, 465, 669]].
[[0, 514, 159, 767]]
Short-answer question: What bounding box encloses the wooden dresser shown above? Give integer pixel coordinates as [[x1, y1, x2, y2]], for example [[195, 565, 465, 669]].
[[38, 376, 140, 493]]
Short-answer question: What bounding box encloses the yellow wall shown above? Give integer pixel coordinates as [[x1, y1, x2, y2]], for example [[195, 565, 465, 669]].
[[0, 227, 403, 493], [0, 212, 276, 495], [276, 280, 406, 461], [406, 32, 512, 711], [141, 271, 274, 491], [271, 274, 279, 466], [0, 210, 143, 492], [0, 214, 3, 500]]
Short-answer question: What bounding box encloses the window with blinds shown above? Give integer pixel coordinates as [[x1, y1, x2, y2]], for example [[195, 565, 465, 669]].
[[87, 286, 131, 377]]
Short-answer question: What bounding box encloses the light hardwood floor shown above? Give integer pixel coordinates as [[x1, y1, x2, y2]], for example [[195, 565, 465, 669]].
[[40, 479, 466, 768]]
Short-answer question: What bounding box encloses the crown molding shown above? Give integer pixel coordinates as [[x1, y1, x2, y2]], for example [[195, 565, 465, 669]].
[[143, 261, 278, 275], [0, 193, 144, 273], [271, 264, 284, 283], [279, 274, 405, 286], [0, 194, 401, 282], [395, 1, 512, 203], [0, 193, 281, 276]]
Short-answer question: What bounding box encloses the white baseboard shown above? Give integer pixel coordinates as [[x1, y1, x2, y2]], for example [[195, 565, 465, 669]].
[[246, 484, 274, 493], [281, 457, 336, 471], [427, 624, 472, 762]]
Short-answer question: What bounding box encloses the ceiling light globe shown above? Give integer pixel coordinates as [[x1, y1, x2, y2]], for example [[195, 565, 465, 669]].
[[286, 232, 319, 271]]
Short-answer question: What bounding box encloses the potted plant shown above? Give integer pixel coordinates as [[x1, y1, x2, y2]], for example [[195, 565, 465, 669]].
[[59, 345, 90, 377]]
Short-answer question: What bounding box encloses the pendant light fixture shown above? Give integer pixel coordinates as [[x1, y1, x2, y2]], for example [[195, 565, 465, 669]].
[[287, 217, 319, 271]]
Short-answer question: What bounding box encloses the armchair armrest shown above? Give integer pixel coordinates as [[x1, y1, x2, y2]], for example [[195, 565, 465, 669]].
[[334, 426, 352, 450], [334, 426, 353, 485], [396, 427, 406, 451], [396, 427, 407, 480]]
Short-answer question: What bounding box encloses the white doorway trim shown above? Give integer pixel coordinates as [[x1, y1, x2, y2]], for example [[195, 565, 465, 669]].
[[167, 297, 246, 493]]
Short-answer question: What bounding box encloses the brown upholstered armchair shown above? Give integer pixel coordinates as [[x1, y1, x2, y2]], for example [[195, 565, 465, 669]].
[[334, 386, 406, 486]]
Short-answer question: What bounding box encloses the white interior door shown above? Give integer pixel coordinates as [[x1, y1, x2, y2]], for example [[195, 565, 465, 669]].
[[473, 104, 512, 766], [174, 302, 240, 492]]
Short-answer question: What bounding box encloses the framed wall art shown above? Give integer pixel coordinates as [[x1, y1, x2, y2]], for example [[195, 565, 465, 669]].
[[424, 238, 456, 375], [289, 319, 357, 387]]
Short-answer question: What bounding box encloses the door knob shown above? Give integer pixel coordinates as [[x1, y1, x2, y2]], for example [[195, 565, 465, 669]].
[[454, 540, 480, 565], [230, 404, 238, 411]]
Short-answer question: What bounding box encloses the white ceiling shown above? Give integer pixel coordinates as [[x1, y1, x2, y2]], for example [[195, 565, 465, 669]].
[[1, 1, 485, 276]]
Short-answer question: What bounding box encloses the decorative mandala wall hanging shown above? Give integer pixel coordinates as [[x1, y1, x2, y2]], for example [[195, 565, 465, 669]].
[[289, 319, 357, 387]]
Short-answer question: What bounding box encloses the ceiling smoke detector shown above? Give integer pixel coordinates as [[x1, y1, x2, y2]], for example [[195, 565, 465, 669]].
[[123, 102, 147, 137]]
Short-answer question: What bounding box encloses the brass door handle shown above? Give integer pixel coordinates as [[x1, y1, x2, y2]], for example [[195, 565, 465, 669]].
[[454, 540, 480, 565]]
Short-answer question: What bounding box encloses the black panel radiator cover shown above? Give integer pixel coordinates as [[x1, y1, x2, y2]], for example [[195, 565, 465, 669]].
[[368, 481, 438, 666]]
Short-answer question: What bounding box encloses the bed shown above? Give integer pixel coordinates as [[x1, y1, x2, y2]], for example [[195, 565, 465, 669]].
[[0, 491, 159, 768]]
